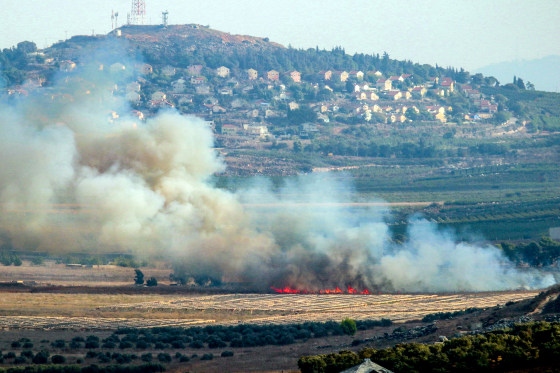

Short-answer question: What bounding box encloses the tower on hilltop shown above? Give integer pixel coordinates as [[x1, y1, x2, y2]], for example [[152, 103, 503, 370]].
[[128, 0, 146, 25]]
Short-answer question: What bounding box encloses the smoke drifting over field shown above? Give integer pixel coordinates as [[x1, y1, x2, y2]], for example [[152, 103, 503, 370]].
[[0, 56, 555, 292]]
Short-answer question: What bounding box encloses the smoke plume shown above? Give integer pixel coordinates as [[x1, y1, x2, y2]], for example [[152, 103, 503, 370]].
[[0, 50, 555, 292]]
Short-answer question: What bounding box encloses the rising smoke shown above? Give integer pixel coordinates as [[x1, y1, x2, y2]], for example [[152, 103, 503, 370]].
[[0, 45, 555, 292]]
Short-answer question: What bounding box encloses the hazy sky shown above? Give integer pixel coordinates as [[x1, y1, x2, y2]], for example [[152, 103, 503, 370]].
[[1, 0, 559, 71]]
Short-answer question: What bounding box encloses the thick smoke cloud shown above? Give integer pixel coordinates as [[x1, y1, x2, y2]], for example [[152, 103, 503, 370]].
[[0, 49, 555, 292]]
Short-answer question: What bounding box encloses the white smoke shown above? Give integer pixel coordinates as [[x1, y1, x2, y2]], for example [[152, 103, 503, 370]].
[[0, 49, 556, 292]]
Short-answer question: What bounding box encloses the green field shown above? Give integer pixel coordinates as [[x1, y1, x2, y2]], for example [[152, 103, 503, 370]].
[[216, 160, 560, 242]]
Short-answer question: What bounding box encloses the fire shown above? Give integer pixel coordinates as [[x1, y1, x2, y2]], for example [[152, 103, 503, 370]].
[[271, 286, 372, 294]]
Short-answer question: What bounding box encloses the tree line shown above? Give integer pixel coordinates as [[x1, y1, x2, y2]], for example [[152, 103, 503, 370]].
[[299, 321, 560, 373]]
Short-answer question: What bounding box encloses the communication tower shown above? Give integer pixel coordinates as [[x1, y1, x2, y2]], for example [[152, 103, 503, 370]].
[[128, 0, 146, 25], [111, 10, 120, 29], [162, 10, 169, 27]]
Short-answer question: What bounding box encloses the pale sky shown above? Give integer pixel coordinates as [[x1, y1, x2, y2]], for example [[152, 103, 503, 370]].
[[1, 0, 559, 71]]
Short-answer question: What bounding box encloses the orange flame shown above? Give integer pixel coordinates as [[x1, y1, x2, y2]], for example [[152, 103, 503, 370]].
[[271, 286, 371, 294]]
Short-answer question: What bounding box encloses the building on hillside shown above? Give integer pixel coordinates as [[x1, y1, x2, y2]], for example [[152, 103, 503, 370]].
[[126, 81, 141, 93], [221, 124, 240, 135], [243, 124, 269, 138], [59, 60, 76, 72], [355, 92, 368, 101], [430, 88, 445, 97], [138, 63, 153, 75], [267, 70, 280, 81], [246, 68, 258, 80], [332, 71, 349, 82], [161, 66, 176, 77], [149, 100, 174, 109], [440, 77, 454, 93], [212, 105, 227, 114], [354, 83, 372, 92], [126, 91, 141, 103], [288, 101, 300, 110], [171, 78, 187, 93], [187, 65, 203, 75], [216, 66, 230, 78], [376, 78, 392, 91], [285, 70, 301, 83], [465, 89, 481, 99], [349, 71, 364, 80], [174, 94, 193, 105], [151, 91, 166, 101], [191, 76, 207, 85], [386, 91, 402, 100], [426, 105, 447, 122], [401, 91, 412, 100], [318, 70, 332, 80], [411, 86, 427, 98], [195, 85, 211, 95], [367, 92, 379, 100], [426, 77, 439, 87]]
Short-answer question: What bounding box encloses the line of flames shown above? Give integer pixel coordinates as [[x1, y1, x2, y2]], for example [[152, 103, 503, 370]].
[[271, 286, 371, 294]]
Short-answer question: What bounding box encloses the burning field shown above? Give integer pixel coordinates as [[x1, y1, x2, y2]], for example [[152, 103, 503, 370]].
[[0, 42, 557, 296]]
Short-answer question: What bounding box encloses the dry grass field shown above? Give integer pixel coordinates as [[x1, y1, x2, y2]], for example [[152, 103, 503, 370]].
[[0, 262, 172, 286], [0, 291, 539, 330]]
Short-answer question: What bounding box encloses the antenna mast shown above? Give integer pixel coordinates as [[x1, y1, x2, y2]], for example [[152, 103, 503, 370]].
[[162, 10, 169, 27], [128, 0, 146, 25]]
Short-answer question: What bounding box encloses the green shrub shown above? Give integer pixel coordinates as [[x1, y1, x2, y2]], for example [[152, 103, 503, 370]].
[[52, 340, 66, 348], [14, 356, 27, 364], [157, 353, 172, 363], [32, 350, 50, 364], [340, 318, 357, 336], [21, 350, 34, 359], [51, 354, 66, 364]]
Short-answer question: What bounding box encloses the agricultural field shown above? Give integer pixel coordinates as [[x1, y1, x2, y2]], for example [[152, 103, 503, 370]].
[[0, 262, 172, 287], [0, 290, 540, 330], [224, 159, 560, 241]]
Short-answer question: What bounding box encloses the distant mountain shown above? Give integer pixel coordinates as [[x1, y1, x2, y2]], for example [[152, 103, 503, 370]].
[[474, 55, 560, 92]]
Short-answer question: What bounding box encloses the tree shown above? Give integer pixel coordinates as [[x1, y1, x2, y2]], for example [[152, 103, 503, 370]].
[[16, 41, 37, 54], [146, 277, 158, 286], [405, 108, 419, 121], [340, 318, 357, 336], [51, 355, 66, 364], [134, 269, 144, 285]]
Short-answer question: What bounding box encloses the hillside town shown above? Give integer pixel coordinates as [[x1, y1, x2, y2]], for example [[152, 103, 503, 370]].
[[7, 59, 501, 138], [1, 28, 509, 151]]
